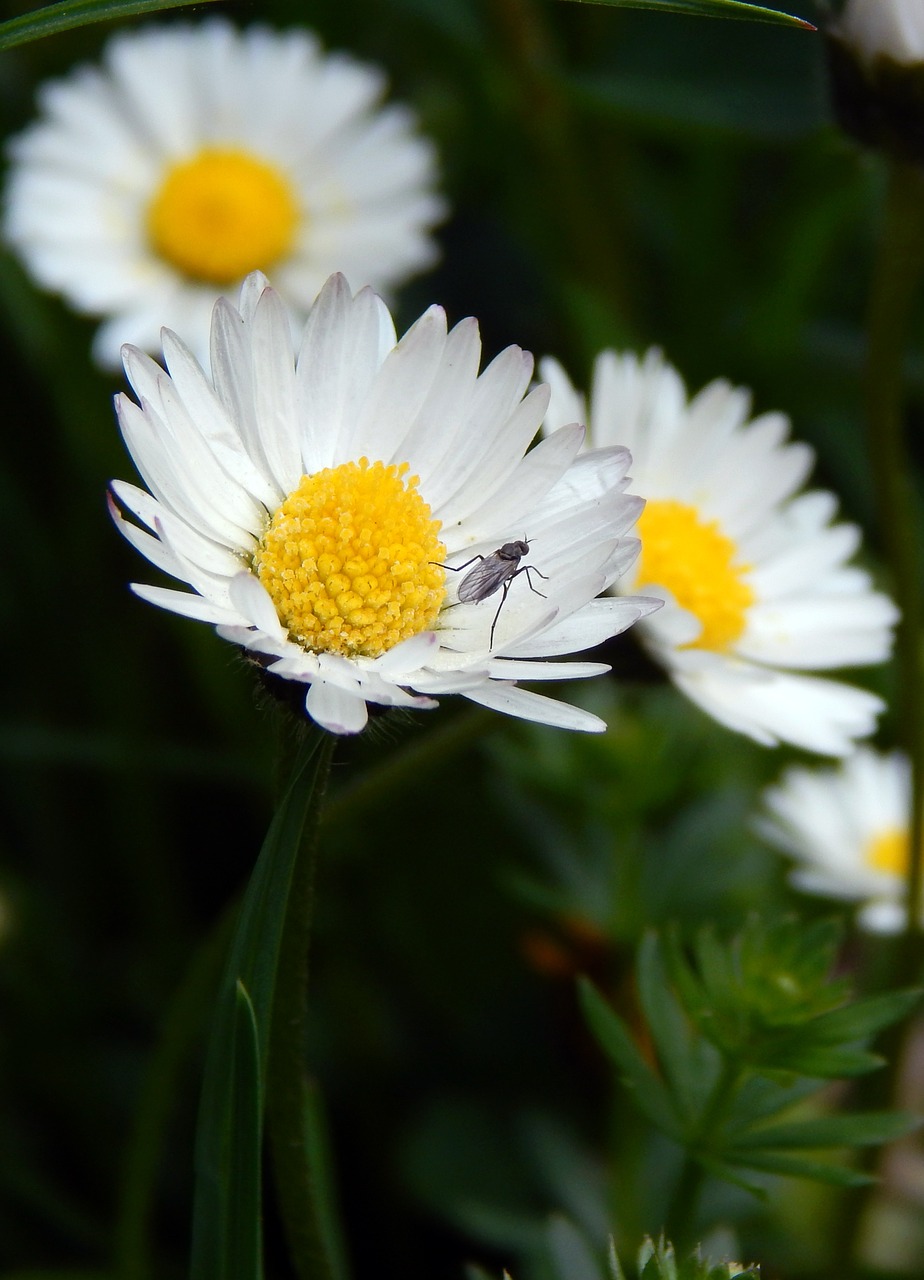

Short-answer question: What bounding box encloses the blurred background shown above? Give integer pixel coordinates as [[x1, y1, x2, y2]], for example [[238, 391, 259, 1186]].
[[0, 0, 908, 1276]]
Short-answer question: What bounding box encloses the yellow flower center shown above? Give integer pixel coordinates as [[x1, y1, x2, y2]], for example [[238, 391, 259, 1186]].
[[253, 458, 447, 659], [637, 499, 755, 651], [147, 147, 299, 284], [866, 828, 909, 877]]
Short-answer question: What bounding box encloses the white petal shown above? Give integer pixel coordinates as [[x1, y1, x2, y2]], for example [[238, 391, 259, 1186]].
[[296, 275, 395, 471], [486, 659, 610, 681], [674, 662, 884, 755], [247, 284, 303, 494], [507, 596, 661, 658], [130, 583, 242, 626], [227, 571, 287, 640], [306, 679, 369, 735], [375, 629, 439, 676], [463, 682, 607, 732]]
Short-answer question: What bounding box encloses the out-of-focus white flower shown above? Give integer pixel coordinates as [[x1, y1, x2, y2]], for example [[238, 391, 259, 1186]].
[[4, 21, 444, 368], [838, 0, 924, 66], [757, 748, 912, 933], [110, 272, 660, 735], [541, 348, 898, 755]]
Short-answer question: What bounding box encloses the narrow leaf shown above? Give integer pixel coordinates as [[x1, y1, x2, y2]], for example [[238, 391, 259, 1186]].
[[227, 982, 262, 1280], [769, 1044, 885, 1078], [805, 989, 922, 1045], [191, 728, 334, 1280], [721, 1075, 821, 1136], [0, 0, 221, 51], [733, 1110, 922, 1151], [696, 1153, 770, 1199], [578, 978, 684, 1138], [556, 0, 815, 30], [729, 1149, 876, 1187], [637, 932, 719, 1123]]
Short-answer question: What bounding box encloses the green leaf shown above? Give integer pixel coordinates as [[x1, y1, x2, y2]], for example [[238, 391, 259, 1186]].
[[767, 1043, 885, 1078], [637, 933, 720, 1125], [227, 982, 262, 1278], [556, 0, 814, 30], [728, 1148, 876, 1187], [804, 989, 923, 1046], [190, 727, 335, 1280], [546, 1215, 608, 1280], [732, 1110, 922, 1151], [578, 977, 684, 1138], [0, 0, 222, 51], [721, 1075, 821, 1136]]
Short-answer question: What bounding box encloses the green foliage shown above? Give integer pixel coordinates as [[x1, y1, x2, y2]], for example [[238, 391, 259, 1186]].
[[0, 0, 222, 51], [580, 920, 922, 1193], [557, 0, 813, 30], [190, 728, 335, 1280], [611, 1235, 759, 1280], [0, 0, 920, 1276]]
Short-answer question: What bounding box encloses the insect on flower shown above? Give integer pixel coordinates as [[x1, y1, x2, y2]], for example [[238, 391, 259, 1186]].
[[438, 539, 549, 649]]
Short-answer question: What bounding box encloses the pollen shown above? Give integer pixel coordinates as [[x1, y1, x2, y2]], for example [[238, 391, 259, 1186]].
[[254, 458, 447, 659], [866, 827, 909, 877], [637, 499, 755, 652], [147, 147, 299, 284]]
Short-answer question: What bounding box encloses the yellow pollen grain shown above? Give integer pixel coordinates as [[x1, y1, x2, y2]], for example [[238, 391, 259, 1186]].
[[866, 827, 909, 877], [147, 147, 299, 284], [254, 458, 447, 659], [637, 499, 755, 652]]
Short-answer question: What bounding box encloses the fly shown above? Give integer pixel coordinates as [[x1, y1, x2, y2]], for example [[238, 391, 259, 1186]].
[[437, 538, 549, 649]]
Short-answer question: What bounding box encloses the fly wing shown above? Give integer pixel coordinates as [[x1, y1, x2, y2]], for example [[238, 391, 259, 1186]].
[[457, 555, 511, 603]]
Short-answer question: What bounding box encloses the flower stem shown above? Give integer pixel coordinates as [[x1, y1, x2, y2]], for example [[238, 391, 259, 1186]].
[[189, 724, 335, 1280], [662, 1060, 740, 1247], [266, 732, 340, 1280], [865, 160, 924, 959]]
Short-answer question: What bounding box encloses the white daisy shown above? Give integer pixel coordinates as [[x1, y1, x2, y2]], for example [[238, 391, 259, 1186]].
[[757, 749, 913, 933], [540, 348, 898, 755], [109, 272, 659, 736], [4, 20, 444, 369]]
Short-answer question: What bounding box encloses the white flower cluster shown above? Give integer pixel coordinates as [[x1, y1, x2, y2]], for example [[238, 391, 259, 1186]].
[[2, 21, 899, 758]]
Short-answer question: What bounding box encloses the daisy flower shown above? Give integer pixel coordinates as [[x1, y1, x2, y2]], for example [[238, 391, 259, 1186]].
[[540, 348, 898, 755], [4, 21, 444, 369], [109, 272, 659, 735], [757, 749, 913, 933]]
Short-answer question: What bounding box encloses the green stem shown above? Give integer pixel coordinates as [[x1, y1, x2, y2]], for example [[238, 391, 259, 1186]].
[[835, 158, 924, 1280], [663, 1060, 740, 1248], [865, 161, 924, 961], [190, 725, 334, 1280], [266, 736, 339, 1280]]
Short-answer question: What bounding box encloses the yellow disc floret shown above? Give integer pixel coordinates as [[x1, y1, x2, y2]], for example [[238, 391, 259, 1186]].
[[147, 147, 299, 283], [866, 827, 909, 877], [254, 458, 447, 659], [637, 499, 755, 652]]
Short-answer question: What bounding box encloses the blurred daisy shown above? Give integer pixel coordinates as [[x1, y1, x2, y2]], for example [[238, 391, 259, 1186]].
[[109, 272, 659, 735], [757, 749, 912, 933], [540, 348, 898, 755], [4, 21, 443, 369], [837, 0, 924, 67]]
